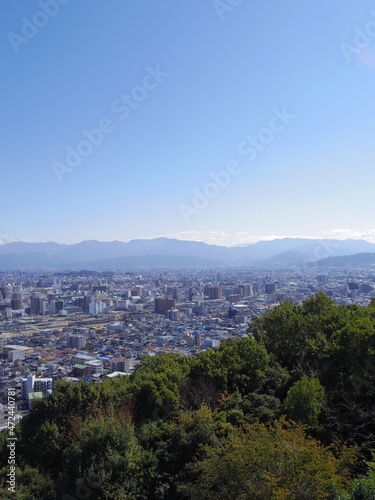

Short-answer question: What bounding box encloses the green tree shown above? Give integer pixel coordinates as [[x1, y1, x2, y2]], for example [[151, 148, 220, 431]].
[[284, 375, 325, 429], [187, 418, 353, 499]]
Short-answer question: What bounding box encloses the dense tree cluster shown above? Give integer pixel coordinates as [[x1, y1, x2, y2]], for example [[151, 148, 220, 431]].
[[1, 292, 375, 498]]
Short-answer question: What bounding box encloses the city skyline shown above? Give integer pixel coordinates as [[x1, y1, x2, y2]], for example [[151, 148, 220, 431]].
[[2, 1, 375, 246]]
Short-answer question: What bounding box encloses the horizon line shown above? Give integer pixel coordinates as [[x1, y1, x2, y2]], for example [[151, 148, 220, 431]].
[[1, 234, 375, 248]]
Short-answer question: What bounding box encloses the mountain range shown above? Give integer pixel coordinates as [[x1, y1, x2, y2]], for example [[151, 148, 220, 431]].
[[0, 237, 375, 269]]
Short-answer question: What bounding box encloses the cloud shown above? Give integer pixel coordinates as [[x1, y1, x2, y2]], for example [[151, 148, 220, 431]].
[[149, 228, 375, 247], [0, 234, 29, 246], [316, 228, 375, 243], [147, 231, 298, 246]]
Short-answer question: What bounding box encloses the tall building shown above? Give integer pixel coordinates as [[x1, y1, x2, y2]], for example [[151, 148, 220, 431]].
[[89, 301, 107, 315], [265, 283, 277, 294], [50, 300, 64, 314], [69, 335, 87, 349], [84, 295, 91, 313], [154, 298, 176, 313], [167, 309, 180, 321], [11, 291, 22, 310], [21, 374, 53, 402], [193, 331, 202, 348], [0, 335, 7, 355], [30, 296, 47, 315], [204, 285, 222, 300]]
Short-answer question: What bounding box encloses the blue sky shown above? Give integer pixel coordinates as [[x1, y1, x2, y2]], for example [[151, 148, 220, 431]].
[[1, 0, 375, 246]]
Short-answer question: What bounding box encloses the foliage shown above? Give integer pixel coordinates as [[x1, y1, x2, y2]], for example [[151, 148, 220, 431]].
[[284, 375, 325, 429], [188, 418, 353, 500]]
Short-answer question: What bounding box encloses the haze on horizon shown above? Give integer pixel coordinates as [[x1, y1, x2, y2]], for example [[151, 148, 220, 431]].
[[1, 1, 375, 247]]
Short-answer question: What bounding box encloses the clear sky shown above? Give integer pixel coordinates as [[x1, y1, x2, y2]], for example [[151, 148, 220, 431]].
[[1, 0, 375, 246]]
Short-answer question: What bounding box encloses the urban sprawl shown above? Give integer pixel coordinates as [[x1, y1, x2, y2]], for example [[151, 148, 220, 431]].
[[0, 265, 374, 427]]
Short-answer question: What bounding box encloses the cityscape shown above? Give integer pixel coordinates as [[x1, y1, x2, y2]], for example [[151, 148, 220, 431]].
[[1, 252, 374, 424], [2, 0, 375, 497]]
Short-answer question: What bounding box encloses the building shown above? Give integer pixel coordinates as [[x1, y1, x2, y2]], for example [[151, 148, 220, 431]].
[[30, 296, 47, 316], [4, 345, 31, 362], [204, 285, 222, 300], [317, 275, 327, 285], [89, 301, 107, 315], [0, 335, 7, 355], [73, 353, 96, 365], [21, 374, 53, 407], [193, 331, 202, 348], [73, 364, 87, 377], [85, 359, 103, 375], [167, 309, 180, 321], [11, 291, 23, 310], [154, 298, 176, 313], [265, 283, 277, 294], [111, 357, 131, 373], [227, 294, 240, 304], [69, 334, 87, 349], [72, 353, 103, 375], [202, 338, 220, 349], [50, 300, 64, 314]]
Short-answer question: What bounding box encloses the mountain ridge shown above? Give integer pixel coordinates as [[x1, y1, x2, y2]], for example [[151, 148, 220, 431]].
[[0, 237, 374, 269]]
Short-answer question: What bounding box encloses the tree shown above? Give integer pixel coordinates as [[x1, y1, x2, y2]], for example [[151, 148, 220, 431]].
[[187, 418, 353, 499], [284, 375, 325, 430]]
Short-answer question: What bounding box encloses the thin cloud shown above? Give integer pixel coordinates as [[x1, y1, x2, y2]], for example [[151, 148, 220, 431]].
[[154, 229, 375, 247]]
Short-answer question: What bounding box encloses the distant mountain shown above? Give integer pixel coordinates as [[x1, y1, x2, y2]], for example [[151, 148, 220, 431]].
[[0, 238, 374, 269], [254, 250, 311, 267], [318, 252, 375, 268], [90, 254, 221, 269], [0, 241, 66, 256]]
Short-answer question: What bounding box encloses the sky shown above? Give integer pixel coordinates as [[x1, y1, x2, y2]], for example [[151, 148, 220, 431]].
[[1, 0, 375, 246]]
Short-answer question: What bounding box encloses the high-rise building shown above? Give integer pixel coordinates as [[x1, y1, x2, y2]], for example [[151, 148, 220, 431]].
[[89, 301, 107, 315], [11, 292, 22, 310], [0, 335, 7, 355], [265, 283, 277, 294], [154, 298, 176, 313], [30, 296, 46, 315], [204, 285, 222, 300]]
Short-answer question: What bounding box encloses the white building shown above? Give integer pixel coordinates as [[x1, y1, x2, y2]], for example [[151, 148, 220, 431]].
[[73, 353, 96, 365], [21, 374, 53, 406], [5, 345, 30, 362], [89, 301, 107, 315], [202, 338, 221, 349], [85, 359, 103, 375]]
